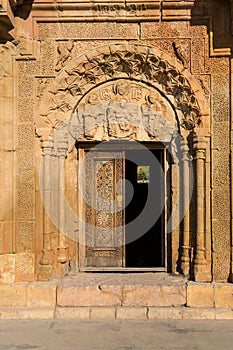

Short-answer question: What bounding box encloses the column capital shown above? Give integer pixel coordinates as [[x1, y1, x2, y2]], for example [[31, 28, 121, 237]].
[[57, 140, 69, 157], [193, 135, 208, 151], [41, 139, 54, 156], [180, 140, 191, 162]]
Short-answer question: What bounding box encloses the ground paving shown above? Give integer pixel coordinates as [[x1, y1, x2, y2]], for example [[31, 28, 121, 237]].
[[0, 319, 233, 349]]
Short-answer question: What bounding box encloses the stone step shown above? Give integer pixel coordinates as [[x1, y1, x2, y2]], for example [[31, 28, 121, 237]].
[[0, 273, 233, 319], [0, 306, 233, 320], [57, 273, 187, 307]]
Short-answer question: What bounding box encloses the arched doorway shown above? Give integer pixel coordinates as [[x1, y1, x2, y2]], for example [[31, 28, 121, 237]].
[[71, 78, 179, 271], [37, 44, 211, 281]]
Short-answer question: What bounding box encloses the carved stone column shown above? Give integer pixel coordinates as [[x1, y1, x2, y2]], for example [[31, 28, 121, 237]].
[[193, 136, 210, 281], [40, 139, 54, 266], [179, 140, 191, 276], [57, 139, 69, 263], [170, 162, 180, 273]]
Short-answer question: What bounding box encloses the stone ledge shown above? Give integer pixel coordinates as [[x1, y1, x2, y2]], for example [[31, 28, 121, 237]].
[[122, 285, 186, 307], [0, 307, 55, 319], [148, 306, 182, 320], [187, 282, 233, 309], [55, 306, 90, 319], [57, 285, 122, 307], [116, 307, 148, 320], [0, 280, 58, 307], [187, 283, 214, 308], [0, 306, 233, 320], [0, 276, 232, 318]]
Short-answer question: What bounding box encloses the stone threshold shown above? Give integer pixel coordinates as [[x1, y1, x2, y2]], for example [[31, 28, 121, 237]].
[[0, 273, 232, 319]]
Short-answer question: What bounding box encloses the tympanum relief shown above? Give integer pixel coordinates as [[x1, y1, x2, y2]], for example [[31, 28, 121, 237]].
[[69, 79, 177, 143]]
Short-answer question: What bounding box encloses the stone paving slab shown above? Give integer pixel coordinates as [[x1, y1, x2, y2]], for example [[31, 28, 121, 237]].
[[0, 319, 233, 350]]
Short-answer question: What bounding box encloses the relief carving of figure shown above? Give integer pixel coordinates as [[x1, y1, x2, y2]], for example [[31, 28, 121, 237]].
[[141, 94, 162, 138], [82, 93, 106, 140], [70, 79, 176, 142], [106, 80, 141, 139]]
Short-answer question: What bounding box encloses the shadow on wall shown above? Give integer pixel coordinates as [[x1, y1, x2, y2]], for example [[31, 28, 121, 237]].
[[14, 0, 34, 20], [190, 0, 233, 50], [0, 0, 34, 42]]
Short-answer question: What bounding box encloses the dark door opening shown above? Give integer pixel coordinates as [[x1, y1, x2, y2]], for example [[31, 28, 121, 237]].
[[125, 149, 164, 268]]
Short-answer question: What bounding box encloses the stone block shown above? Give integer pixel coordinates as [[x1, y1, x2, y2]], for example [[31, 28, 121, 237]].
[[16, 221, 35, 253], [159, 285, 186, 306], [0, 307, 55, 320], [148, 307, 182, 320], [57, 285, 122, 307], [141, 21, 189, 39], [187, 283, 214, 307], [55, 307, 90, 319], [27, 282, 57, 307], [0, 153, 13, 189], [15, 253, 35, 282], [0, 221, 13, 255], [116, 307, 147, 320], [182, 307, 215, 320], [206, 57, 229, 75], [162, 8, 191, 20], [0, 254, 15, 284], [0, 77, 13, 98], [0, 190, 13, 220], [215, 309, 233, 319], [90, 307, 116, 319], [214, 284, 233, 308], [122, 285, 186, 307], [212, 237, 231, 283], [212, 151, 230, 186], [0, 284, 27, 307], [212, 121, 229, 151], [38, 22, 138, 40], [122, 286, 159, 306]]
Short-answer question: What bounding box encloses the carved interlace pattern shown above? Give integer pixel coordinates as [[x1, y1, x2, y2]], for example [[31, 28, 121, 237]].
[[45, 47, 202, 131], [85, 152, 124, 255], [95, 160, 114, 247]]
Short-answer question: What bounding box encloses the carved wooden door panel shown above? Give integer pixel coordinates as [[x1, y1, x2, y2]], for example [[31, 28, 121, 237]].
[[83, 150, 125, 269]]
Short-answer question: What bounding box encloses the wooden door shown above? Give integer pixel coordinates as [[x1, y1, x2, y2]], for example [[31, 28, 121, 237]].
[[81, 149, 125, 269]]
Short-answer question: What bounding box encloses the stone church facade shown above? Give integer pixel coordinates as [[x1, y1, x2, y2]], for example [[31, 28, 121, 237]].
[[0, 0, 233, 288]]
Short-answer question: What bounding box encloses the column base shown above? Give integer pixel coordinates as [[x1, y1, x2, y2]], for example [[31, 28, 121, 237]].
[[194, 265, 212, 282], [38, 264, 53, 281], [57, 247, 69, 263], [180, 260, 190, 277]]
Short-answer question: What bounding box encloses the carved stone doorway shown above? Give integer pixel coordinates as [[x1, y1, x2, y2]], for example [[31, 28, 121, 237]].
[[78, 142, 166, 272], [37, 44, 211, 280]]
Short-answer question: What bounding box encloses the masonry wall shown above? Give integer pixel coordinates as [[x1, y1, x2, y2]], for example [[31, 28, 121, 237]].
[[0, 0, 232, 283]]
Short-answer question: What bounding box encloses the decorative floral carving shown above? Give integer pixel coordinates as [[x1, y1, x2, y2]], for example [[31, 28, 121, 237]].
[[42, 45, 203, 133]]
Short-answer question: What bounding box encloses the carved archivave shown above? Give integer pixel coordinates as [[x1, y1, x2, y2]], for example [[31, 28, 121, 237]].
[[40, 45, 203, 137]]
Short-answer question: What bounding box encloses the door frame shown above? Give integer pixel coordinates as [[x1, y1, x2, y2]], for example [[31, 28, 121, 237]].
[[78, 141, 168, 272]]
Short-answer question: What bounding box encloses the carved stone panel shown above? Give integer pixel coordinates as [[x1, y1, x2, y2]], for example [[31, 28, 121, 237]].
[[69, 79, 177, 143], [38, 44, 205, 141]]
